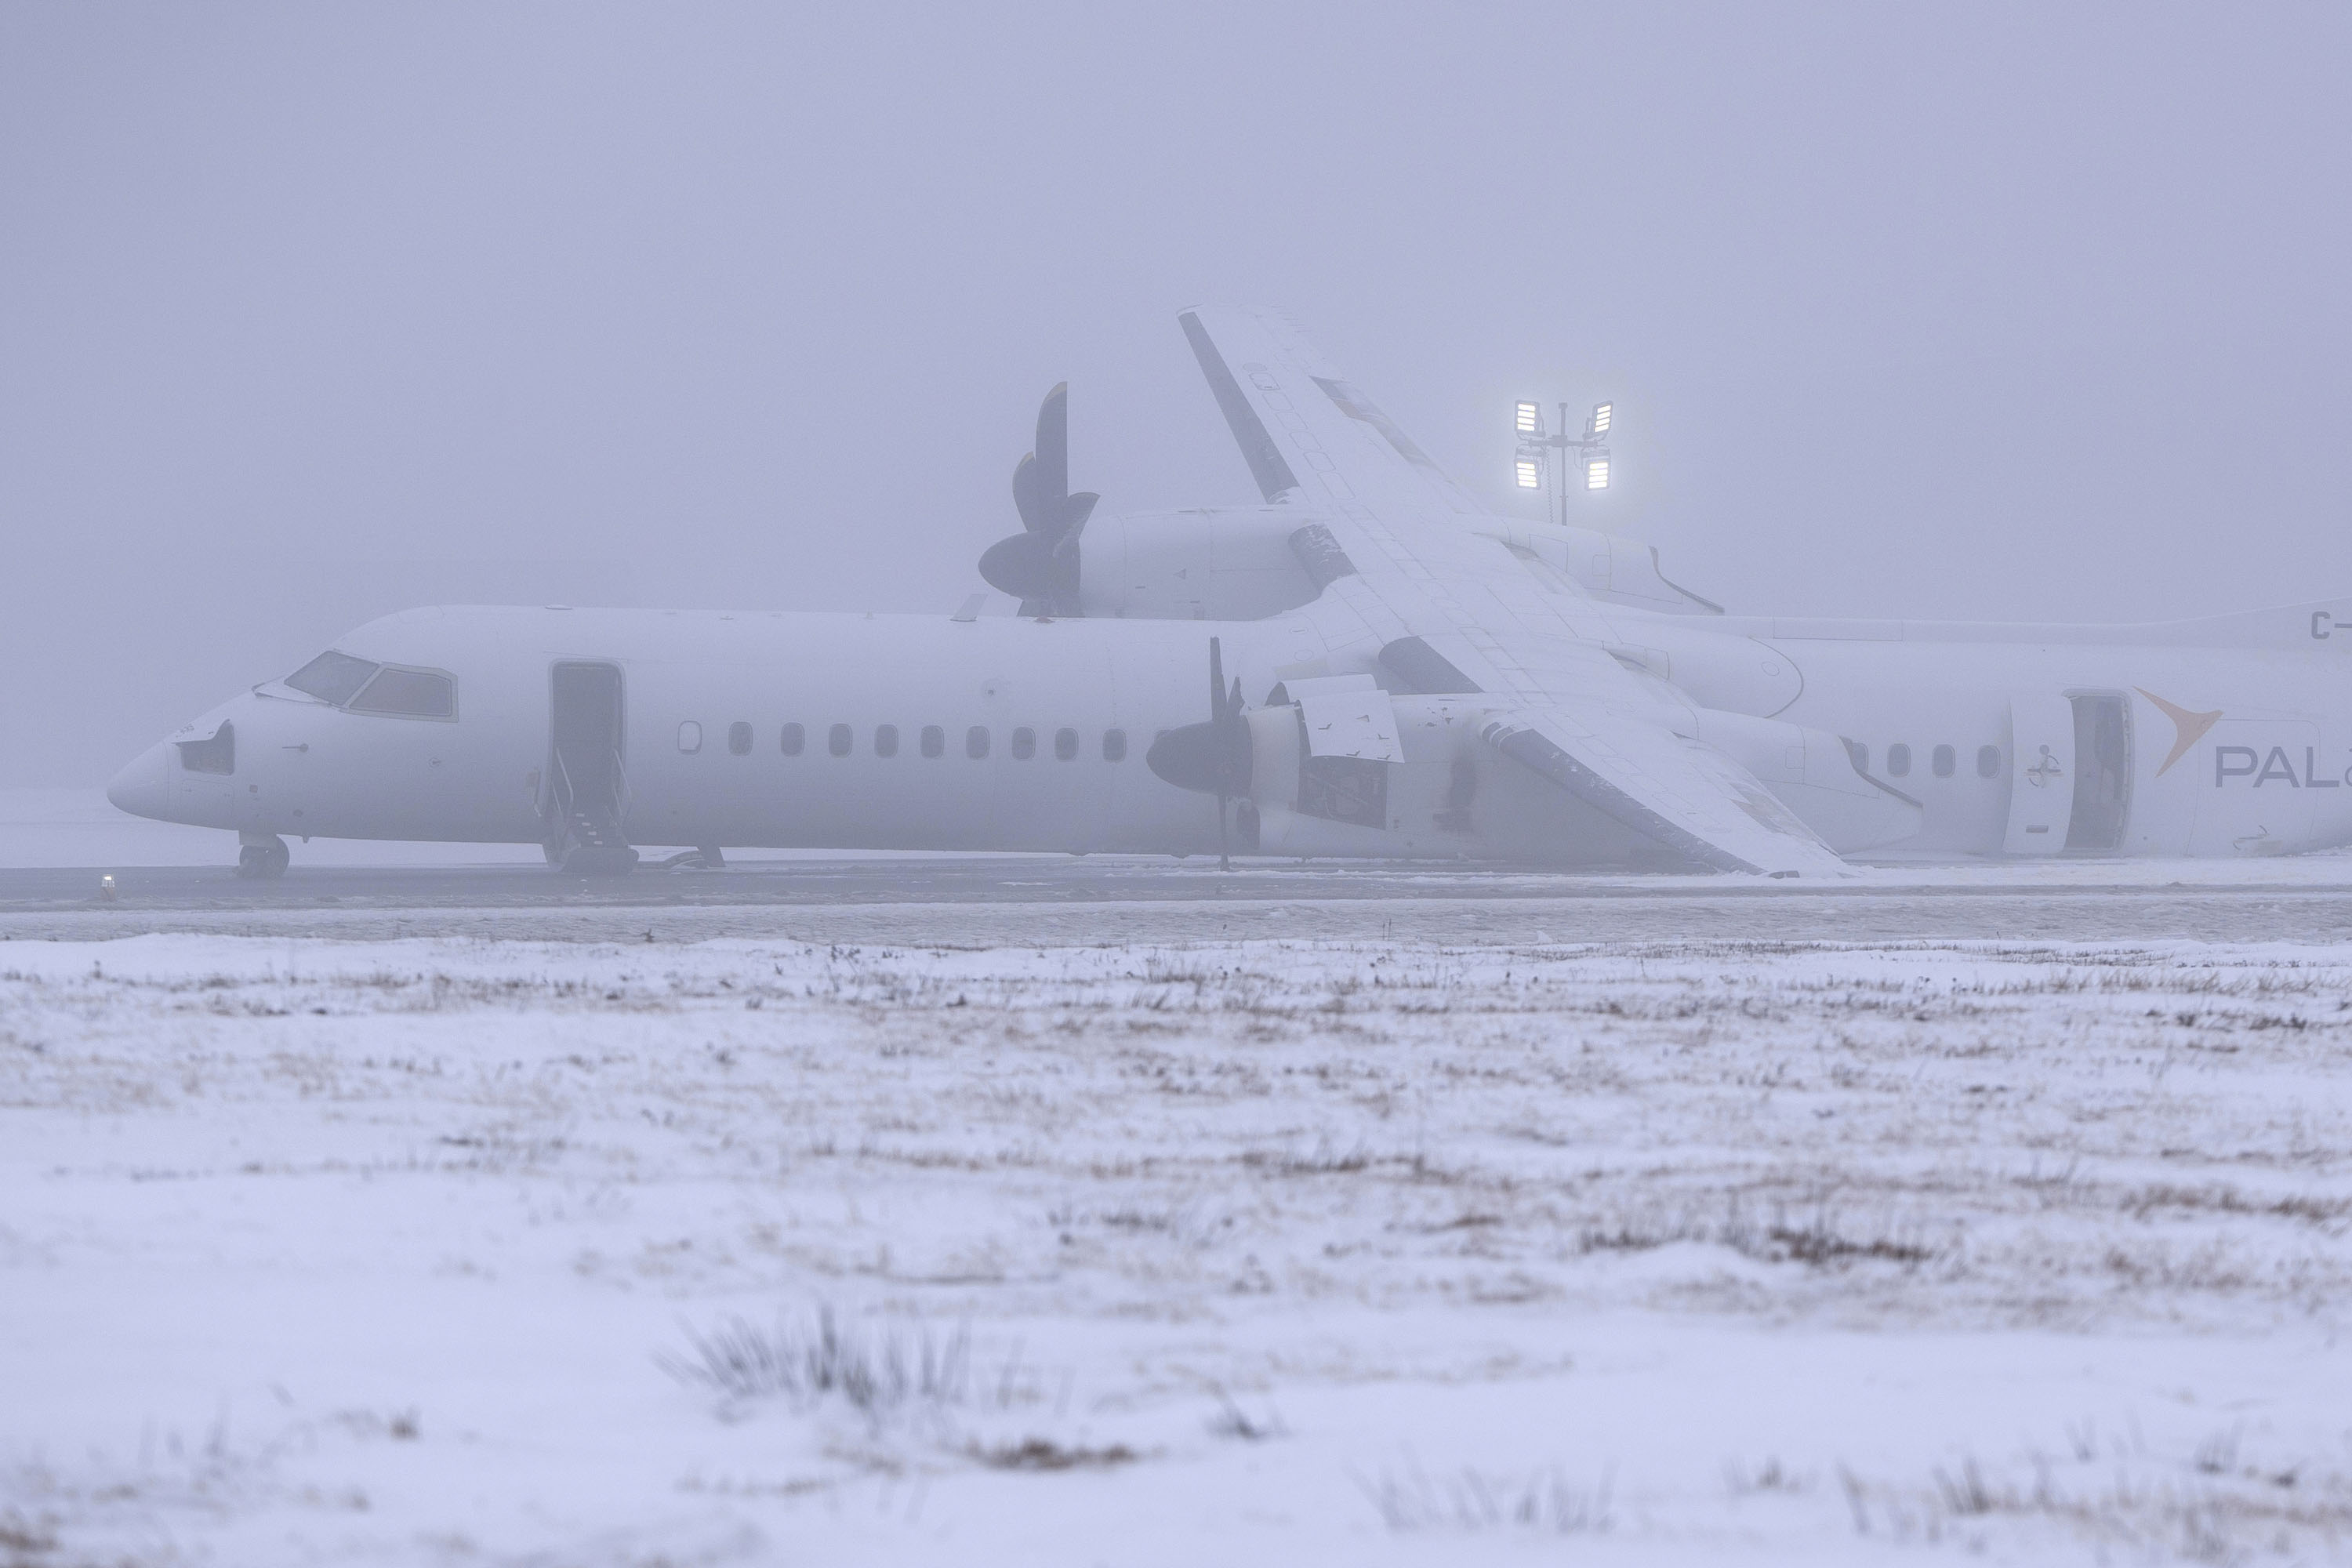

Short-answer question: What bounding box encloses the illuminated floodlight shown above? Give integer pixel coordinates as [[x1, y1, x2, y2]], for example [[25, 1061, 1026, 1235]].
[[1515, 455, 1543, 489], [1515, 401, 1544, 437], [1587, 401, 1613, 437], [1585, 454, 1611, 491]]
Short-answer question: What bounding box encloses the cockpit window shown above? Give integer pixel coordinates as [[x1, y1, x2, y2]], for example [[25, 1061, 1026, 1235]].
[[347, 666, 456, 719], [285, 650, 380, 705]]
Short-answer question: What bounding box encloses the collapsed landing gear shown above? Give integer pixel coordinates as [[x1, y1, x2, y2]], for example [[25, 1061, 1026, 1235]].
[[235, 833, 290, 880]]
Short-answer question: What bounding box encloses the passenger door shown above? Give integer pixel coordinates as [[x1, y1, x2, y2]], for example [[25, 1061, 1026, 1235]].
[[2002, 694, 2075, 855]]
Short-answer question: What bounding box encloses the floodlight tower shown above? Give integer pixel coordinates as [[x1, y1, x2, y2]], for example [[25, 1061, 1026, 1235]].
[[1513, 398, 1613, 528]]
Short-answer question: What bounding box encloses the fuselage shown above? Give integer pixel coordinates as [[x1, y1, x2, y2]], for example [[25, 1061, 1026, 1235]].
[[1740, 620, 2352, 858], [107, 597, 2352, 865], [108, 607, 1261, 856]]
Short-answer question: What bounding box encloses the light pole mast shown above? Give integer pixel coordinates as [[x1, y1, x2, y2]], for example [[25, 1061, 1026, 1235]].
[[1555, 399, 1570, 528], [1513, 397, 1613, 522]]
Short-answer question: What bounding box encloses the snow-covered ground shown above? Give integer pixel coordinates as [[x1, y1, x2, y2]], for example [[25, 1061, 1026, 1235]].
[[5, 931, 2352, 1565]]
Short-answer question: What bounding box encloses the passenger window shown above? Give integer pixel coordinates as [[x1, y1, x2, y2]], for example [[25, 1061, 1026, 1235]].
[[1932, 744, 1955, 778], [728, 721, 753, 756], [828, 723, 853, 757], [177, 721, 234, 775], [1102, 728, 1127, 762], [1886, 743, 1911, 778], [347, 667, 455, 719], [966, 726, 990, 760], [1976, 743, 2001, 779], [920, 724, 945, 758], [781, 723, 805, 756], [285, 650, 379, 706], [1011, 727, 1036, 760], [1054, 727, 1078, 760], [875, 724, 899, 758], [678, 720, 703, 753]]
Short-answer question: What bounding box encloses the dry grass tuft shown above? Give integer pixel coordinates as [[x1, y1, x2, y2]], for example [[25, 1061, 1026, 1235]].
[[965, 1437, 1139, 1472], [656, 1308, 971, 1425], [1354, 1458, 1613, 1534]]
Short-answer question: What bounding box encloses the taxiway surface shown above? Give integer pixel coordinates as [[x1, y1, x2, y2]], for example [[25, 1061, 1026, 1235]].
[[3, 855, 2349, 946]]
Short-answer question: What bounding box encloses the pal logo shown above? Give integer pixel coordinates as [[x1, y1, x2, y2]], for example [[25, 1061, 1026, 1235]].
[[2140, 688, 2345, 789]]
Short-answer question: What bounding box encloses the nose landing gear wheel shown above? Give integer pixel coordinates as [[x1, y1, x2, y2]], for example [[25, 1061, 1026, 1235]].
[[235, 835, 290, 880]]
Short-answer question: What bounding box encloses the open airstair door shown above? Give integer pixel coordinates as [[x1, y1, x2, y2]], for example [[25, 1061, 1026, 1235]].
[[2002, 694, 2075, 855], [547, 662, 637, 874], [2002, 691, 2133, 855]]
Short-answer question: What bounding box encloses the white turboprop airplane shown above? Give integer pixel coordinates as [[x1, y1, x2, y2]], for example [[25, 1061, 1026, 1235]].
[[108, 307, 2352, 878]]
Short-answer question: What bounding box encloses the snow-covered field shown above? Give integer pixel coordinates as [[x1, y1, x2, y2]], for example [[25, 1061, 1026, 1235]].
[[5, 930, 2352, 1565]]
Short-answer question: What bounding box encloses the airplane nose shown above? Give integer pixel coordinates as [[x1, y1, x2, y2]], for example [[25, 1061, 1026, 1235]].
[[107, 743, 172, 821]]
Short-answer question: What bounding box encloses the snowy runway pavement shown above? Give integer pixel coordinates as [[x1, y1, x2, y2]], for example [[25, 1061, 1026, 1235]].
[[5, 930, 2352, 1563]]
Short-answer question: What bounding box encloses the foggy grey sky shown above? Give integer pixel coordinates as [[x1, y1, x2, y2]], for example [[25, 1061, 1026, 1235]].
[[5, 3, 2349, 786]]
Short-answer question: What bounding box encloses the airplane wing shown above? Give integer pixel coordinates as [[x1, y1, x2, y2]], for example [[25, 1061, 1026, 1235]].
[[1177, 309, 1489, 518], [1179, 304, 1849, 877]]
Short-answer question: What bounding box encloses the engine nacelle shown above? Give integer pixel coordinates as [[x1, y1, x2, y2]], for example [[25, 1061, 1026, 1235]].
[[1074, 508, 1318, 619], [1064, 510, 1726, 622], [1468, 521, 1722, 616]]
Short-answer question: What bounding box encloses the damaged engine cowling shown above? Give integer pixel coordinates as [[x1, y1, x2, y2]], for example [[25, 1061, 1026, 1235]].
[[1221, 676, 1922, 865]]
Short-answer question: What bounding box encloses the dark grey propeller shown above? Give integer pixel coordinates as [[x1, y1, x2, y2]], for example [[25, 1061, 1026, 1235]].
[[978, 383, 1098, 617], [1145, 636, 1253, 869]]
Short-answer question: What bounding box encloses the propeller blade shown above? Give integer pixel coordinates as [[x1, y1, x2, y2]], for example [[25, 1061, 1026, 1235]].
[[978, 531, 1048, 600], [985, 383, 1091, 615], [1034, 382, 1069, 521], [1145, 636, 1255, 804], [1011, 452, 1044, 534], [1044, 529, 1084, 616]]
